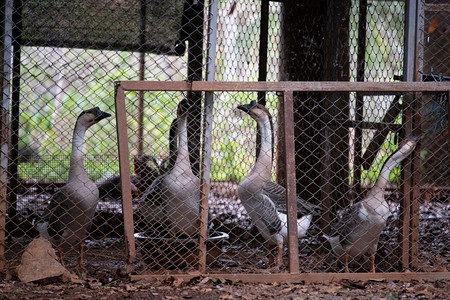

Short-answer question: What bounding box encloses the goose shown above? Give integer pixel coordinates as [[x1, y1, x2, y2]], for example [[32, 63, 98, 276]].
[[237, 100, 322, 269], [323, 135, 421, 273], [139, 99, 200, 238], [137, 117, 178, 233], [36, 107, 111, 272], [96, 155, 161, 200], [158, 117, 178, 174], [97, 173, 139, 200]]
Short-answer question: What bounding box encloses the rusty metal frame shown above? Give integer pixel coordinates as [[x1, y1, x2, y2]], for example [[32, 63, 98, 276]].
[[114, 80, 449, 282]]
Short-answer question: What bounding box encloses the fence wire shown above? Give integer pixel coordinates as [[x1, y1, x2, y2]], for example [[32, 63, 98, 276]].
[[0, 0, 448, 278], [119, 88, 448, 274]]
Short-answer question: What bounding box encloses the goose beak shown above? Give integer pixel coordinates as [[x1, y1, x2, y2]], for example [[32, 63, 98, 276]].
[[409, 133, 424, 142], [94, 107, 112, 121], [237, 104, 250, 113], [237, 100, 257, 113]]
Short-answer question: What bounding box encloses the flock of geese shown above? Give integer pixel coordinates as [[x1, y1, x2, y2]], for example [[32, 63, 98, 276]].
[[35, 99, 422, 274]]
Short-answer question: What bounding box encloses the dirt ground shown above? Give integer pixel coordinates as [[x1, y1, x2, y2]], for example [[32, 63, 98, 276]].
[[1, 272, 449, 300], [3, 184, 448, 298]]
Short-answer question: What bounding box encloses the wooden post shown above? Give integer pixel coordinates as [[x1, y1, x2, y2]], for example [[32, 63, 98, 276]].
[[283, 91, 299, 274], [115, 83, 136, 273]]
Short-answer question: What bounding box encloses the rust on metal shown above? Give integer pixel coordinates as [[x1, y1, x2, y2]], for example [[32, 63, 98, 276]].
[[117, 81, 449, 93], [197, 91, 215, 273], [114, 80, 449, 280], [283, 90, 299, 274], [399, 93, 414, 269]]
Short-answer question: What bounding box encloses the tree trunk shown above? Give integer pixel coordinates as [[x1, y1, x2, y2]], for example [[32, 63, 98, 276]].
[[278, 0, 351, 234]]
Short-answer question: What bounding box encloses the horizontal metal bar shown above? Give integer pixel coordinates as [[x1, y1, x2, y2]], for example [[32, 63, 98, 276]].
[[131, 272, 450, 283], [116, 81, 450, 93]]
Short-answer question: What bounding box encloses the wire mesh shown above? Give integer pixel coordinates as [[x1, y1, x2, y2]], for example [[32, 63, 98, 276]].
[[0, 0, 448, 279], [116, 85, 448, 275]]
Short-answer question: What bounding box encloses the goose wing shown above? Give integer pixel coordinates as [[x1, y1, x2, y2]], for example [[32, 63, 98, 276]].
[[262, 181, 322, 217], [46, 189, 73, 241], [137, 173, 166, 205], [253, 192, 282, 235], [329, 202, 368, 247]]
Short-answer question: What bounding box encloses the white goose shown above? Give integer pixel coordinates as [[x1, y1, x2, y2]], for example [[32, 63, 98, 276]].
[[323, 135, 421, 272], [237, 100, 321, 269], [139, 99, 200, 238], [36, 107, 111, 272]]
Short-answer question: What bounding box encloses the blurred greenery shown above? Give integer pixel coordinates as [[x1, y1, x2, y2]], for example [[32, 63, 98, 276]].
[[16, 1, 408, 186]]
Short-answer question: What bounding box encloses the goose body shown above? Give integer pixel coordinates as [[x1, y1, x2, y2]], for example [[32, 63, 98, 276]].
[[237, 100, 321, 268], [139, 100, 199, 237], [96, 154, 162, 200], [323, 136, 420, 272], [36, 107, 111, 270]]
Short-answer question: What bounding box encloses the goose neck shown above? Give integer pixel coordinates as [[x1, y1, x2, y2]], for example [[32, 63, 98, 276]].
[[251, 116, 273, 180], [175, 116, 189, 166], [69, 120, 88, 181], [373, 148, 408, 191]]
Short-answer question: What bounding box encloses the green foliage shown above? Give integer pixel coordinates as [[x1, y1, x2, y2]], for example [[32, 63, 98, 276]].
[[211, 139, 247, 182], [18, 155, 121, 182]]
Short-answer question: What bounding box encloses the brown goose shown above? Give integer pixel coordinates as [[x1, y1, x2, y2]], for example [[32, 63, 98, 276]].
[[323, 135, 421, 272], [36, 107, 111, 272], [237, 100, 321, 269], [96, 155, 162, 200], [139, 99, 200, 237]]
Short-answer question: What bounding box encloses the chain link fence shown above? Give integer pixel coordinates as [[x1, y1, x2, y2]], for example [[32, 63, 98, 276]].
[[1, 0, 448, 278], [116, 82, 447, 275]]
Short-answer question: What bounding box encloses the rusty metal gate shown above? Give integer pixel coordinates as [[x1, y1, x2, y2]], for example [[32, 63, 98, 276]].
[[1, 0, 449, 283], [114, 80, 449, 282]]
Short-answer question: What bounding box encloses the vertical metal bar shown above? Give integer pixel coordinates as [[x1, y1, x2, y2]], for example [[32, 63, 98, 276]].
[[197, 0, 218, 273], [403, 0, 418, 82], [0, 0, 14, 272], [257, 0, 269, 105], [283, 90, 299, 274], [205, 0, 218, 84], [198, 93, 213, 272], [256, 0, 270, 161], [354, 0, 367, 200], [400, 0, 419, 269], [448, 91, 450, 153], [137, 0, 146, 156], [7, 0, 22, 223], [115, 83, 136, 273], [400, 93, 413, 270], [187, 0, 205, 177], [410, 138, 421, 269]]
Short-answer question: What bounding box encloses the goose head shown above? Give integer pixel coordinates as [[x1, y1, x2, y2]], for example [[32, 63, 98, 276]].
[[134, 155, 157, 175], [237, 100, 271, 121], [77, 107, 111, 128], [177, 98, 191, 119], [396, 134, 421, 157]]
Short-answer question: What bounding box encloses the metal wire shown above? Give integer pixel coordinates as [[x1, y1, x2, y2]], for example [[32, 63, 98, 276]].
[[0, 0, 448, 279]]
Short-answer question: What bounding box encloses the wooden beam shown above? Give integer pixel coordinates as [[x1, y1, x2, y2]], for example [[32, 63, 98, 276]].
[[283, 91, 299, 274], [114, 83, 136, 274], [117, 81, 450, 93]]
